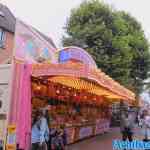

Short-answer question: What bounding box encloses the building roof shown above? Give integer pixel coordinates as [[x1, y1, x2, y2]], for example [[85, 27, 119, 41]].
[[33, 27, 57, 48], [0, 3, 56, 48], [0, 3, 16, 33]]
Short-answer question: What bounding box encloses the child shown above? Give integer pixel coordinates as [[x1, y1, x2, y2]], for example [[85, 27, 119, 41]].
[[51, 130, 65, 150], [60, 125, 67, 149]]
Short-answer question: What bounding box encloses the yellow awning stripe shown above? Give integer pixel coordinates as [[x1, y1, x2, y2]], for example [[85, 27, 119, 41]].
[[49, 76, 125, 100]]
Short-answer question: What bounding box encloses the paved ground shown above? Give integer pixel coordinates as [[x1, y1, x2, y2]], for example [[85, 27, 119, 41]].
[[68, 127, 143, 150]]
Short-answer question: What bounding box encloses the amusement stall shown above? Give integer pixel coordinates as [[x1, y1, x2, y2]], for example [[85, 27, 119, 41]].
[[6, 20, 135, 150]]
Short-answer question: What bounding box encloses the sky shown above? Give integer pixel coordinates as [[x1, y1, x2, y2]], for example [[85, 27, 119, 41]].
[[1, 0, 150, 47]]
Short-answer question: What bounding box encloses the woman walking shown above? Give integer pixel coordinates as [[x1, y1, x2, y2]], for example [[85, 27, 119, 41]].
[[38, 110, 50, 150], [31, 114, 40, 150], [31, 110, 49, 150]]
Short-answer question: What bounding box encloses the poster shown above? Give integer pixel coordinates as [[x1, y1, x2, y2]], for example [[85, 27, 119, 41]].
[[79, 126, 93, 139], [6, 125, 16, 150]]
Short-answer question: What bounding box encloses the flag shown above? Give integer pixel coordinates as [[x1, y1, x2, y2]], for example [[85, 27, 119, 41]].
[[13, 19, 57, 63]]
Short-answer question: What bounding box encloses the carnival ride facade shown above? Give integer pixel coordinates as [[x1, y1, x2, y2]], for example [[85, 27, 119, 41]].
[[6, 20, 135, 150]]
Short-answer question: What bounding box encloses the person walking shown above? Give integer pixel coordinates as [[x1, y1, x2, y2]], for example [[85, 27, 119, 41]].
[[138, 113, 143, 128], [38, 110, 50, 150], [142, 110, 150, 141], [120, 112, 134, 142], [31, 115, 41, 150], [43, 109, 51, 150]]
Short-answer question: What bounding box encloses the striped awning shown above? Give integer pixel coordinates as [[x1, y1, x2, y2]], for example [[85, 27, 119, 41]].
[[48, 76, 127, 100]]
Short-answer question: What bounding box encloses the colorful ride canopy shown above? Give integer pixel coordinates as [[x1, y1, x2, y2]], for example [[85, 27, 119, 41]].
[[59, 46, 97, 68]]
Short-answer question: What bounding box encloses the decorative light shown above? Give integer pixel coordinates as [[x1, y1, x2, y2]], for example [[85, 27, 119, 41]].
[[93, 97, 96, 101], [74, 93, 77, 97], [36, 85, 41, 90], [84, 96, 87, 99], [56, 90, 60, 94]]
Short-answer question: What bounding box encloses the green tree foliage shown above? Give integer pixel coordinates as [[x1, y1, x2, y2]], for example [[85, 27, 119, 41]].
[[62, 0, 150, 94]]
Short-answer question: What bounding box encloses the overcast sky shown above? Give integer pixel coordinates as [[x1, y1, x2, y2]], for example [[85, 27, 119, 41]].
[[1, 0, 150, 47]]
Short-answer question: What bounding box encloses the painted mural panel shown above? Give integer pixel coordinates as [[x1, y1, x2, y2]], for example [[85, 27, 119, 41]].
[[14, 20, 57, 63], [59, 47, 97, 68]]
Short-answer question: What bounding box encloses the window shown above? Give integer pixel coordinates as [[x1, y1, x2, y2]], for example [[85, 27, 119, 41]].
[[0, 11, 5, 17], [0, 28, 5, 48]]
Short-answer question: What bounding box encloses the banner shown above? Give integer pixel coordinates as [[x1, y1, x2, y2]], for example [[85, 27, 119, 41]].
[[13, 19, 57, 63]]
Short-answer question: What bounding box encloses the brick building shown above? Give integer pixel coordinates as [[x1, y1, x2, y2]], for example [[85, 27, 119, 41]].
[[0, 4, 15, 64]]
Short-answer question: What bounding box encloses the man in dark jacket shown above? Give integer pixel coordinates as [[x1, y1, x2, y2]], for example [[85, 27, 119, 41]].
[[120, 112, 134, 141]]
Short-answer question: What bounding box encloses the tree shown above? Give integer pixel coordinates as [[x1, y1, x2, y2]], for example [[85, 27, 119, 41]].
[[62, 0, 150, 94]]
